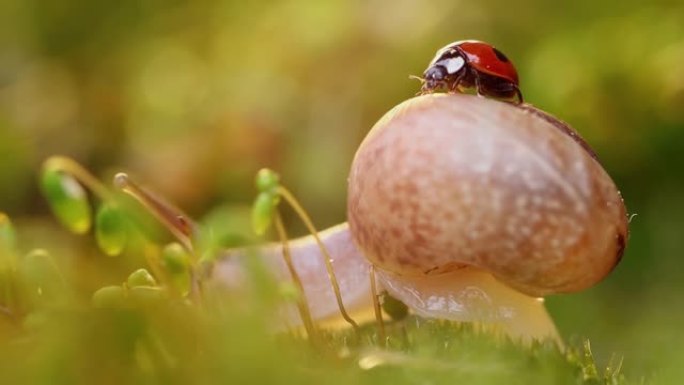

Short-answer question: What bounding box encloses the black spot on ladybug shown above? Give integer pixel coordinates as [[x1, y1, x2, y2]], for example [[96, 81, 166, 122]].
[[493, 47, 509, 62]]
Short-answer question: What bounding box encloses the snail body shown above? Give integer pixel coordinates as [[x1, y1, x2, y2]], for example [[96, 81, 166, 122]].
[[213, 223, 374, 321]]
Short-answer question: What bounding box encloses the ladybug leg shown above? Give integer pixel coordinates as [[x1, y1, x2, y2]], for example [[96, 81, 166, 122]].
[[475, 80, 484, 97], [501, 84, 524, 104], [447, 71, 466, 93], [418, 82, 436, 95], [472, 71, 485, 97], [479, 75, 524, 104], [513, 86, 524, 104]]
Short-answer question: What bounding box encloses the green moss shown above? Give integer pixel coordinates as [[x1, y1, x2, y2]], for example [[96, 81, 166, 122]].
[[0, 160, 638, 384], [0, 284, 632, 385]]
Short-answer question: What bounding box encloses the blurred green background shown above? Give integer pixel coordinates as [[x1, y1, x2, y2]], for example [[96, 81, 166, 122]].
[[1, 0, 684, 382]]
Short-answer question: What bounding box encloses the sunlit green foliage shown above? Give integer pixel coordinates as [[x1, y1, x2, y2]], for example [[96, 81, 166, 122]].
[[2, 161, 641, 384], [127, 268, 157, 288], [0, 214, 631, 385], [40, 169, 92, 234], [161, 243, 192, 296], [0, 214, 16, 253], [251, 168, 282, 236], [251, 192, 279, 236], [95, 204, 128, 256], [0, 214, 18, 314], [21, 249, 67, 304], [92, 285, 126, 308]]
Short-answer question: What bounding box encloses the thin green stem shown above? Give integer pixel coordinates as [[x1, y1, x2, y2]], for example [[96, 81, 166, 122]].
[[113, 173, 206, 302], [114, 173, 195, 253], [43, 156, 113, 201], [0, 214, 18, 308], [369, 265, 386, 347], [274, 213, 317, 341], [276, 186, 359, 331]]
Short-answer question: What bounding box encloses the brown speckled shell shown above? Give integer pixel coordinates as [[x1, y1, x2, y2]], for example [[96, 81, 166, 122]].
[[347, 94, 628, 296]]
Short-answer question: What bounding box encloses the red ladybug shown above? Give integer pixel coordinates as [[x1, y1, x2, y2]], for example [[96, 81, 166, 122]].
[[419, 40, 522, 103]]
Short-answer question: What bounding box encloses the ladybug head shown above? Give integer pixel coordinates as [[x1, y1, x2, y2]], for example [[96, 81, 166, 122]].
[[422, 66, 447, 90]]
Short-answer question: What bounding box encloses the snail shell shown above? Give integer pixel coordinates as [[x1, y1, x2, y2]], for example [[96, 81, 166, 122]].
[[347, 94, 627, 297]]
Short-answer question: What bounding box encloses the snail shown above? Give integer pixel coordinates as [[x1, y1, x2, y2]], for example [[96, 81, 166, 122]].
[[204, 93, 628, 341]]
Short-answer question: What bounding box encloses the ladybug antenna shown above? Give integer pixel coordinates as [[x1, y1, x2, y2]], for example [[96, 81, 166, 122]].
[[408, 74, 425, 84]]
